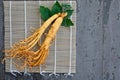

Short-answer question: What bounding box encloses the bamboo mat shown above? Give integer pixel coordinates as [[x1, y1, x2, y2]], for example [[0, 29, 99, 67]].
[[4, 1, 76, 73]]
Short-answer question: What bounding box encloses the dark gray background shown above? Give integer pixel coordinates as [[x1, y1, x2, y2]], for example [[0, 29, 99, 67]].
[[0, 0, 120, 80]]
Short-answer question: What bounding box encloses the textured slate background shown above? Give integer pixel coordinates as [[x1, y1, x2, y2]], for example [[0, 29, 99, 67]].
[[0, 0, 120, 80]]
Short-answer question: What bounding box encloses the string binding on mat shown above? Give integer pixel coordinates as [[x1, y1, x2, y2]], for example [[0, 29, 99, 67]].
[[49, 73, 60, 78], [49, 0, 59, 78], [9, 1, 22, 77], [67, 0, 74, 77], [23, 1, 31, 76], [39, 0, 45, 76], [64, 73, 74, 77], [40, 67, 45, 76]]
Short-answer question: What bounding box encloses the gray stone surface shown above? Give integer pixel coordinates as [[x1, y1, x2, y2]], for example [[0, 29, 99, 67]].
[[0, 0, 5, 80], [76, 0, 103, 80], [103, 0, 120, 80]]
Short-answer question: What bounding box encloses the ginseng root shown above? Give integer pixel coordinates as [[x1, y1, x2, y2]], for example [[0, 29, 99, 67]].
[[28, 12, 67, 67], [3, 13, 61, 67]]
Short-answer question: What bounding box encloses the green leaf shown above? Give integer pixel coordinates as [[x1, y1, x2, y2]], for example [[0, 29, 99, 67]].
[[65, 10, 74, 18], [51, 1, 62, 15], [39, 1, 74, 27], [62, 18, 74, 27], [39, 6, 51, 21], [62, 4, 72, 11]]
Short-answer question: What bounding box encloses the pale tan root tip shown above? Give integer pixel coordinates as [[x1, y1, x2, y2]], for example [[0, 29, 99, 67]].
[[57, 13, 61, 16], [61, 12, 67, 18], [64, 12, 67, 17]]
